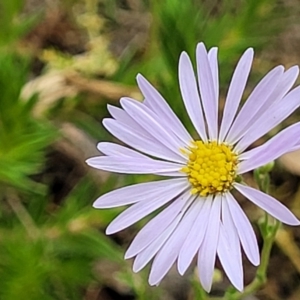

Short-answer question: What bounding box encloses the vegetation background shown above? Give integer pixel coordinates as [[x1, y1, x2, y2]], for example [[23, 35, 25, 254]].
[[1, 0, 300, 299]]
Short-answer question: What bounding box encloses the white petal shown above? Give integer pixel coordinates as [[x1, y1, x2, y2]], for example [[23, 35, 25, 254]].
[[234, 85, 300, 153], [93, 178, 187, 208], [177, 196, 211, 275], [137, 74, 192, 146], [289, 140, 300, 152], [107, 104, 140, 128], [225, 192, 260, 266], [106, 182, 190, 234], [97, 142, 147, 158], [97, 142, 184, 177], [238, 122, 300, 174], [179, 52, 207, 141], [198, 195, 221, 292], [217, 224, 243, 291], [208, 47, 219, 103], [148, 196, 199, 285], [196, 43, 218, 140], [219, 48, 254, 142], [226, 66, 284, 144], [235, 183, 300, 226], [222, 195, 240, 250], [218, 200, 243, 291], [103, 118, 184, 163], [121, 99, 186, 160], [247, 66, 299, 125], [133, 215, 181, 273], [125, 190, 192, 258], [86, 156, 184, 175]]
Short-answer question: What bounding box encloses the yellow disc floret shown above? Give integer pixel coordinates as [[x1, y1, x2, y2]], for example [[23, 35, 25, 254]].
[[182, 141, 238, 197]]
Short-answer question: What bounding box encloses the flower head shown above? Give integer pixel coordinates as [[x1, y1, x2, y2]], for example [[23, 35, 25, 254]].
[[87, 42, 300, 292]]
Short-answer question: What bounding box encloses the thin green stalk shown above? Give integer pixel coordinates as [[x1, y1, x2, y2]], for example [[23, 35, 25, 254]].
[[6, 188, 40, 239], [226, 220, 280, 300], [225, 168, 279, 300]]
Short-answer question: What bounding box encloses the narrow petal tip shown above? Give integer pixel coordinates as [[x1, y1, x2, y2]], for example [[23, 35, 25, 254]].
[[289, 65, 299, 74], [252, 256, 260, 267], [177, 255, 188, 275], [136, 73, 146, 85], [177, 268, 185, 276], [199, 279, 212, 293], [85, 157, 96, 167], [132, 263, 140, 273], [92, 200, 100, 209], [124, 251, 133, 260], [148, 278, 161, 287], [197, 42, 206, 50], [105, 224, 117, 235], [284, 217, 300, 226], [148, 276, 158, 286], [246, 47, 254, 55], [235, 282, 244, 292], [179, 51, 189, 60], [102, 118, 110, 128], [92, 194, 111, 209]]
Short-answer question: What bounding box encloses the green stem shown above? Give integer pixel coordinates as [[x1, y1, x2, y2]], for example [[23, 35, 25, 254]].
[[224, 169, 278, 300], [6, 188, 40, 239], [226, 219, 280, 300]]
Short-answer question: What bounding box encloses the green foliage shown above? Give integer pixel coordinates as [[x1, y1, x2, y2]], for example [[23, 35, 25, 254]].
[[0, 0, 40, 47], [153, 0, 281, 67], [0, 179, 124, 300], [0, 53, 56, 192]]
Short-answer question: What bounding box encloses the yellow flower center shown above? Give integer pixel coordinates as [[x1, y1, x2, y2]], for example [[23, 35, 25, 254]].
[[181, 141, 238, 197]]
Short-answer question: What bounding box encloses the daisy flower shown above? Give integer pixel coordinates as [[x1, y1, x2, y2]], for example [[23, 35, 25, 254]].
[[87, 42, 300, 292]]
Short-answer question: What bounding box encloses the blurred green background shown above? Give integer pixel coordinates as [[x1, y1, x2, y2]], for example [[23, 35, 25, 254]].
[[1, 0, 300, 299]]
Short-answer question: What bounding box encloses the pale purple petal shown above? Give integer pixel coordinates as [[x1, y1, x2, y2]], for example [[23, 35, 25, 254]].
[[219, 48, 254, 142], [235, 66, 299, 153], [177, 196, 211, 275], [120, 97, 187, 158], [106, 182, 191, 235], [196, 43, 218, 140], [97, 142, 147, 158], [103, 118, 185, 163], [106, 105, 155, 141], [234, 85, 300, 153], [226, 66, 284, 144], [179, 52, 207, 141], [208, 47, 219, 103], [137, 74, 192, 145], [290, 143, 300, 152], [198, 195, 221, 292], [149, 197, 200, 285], [222, 197, 242, 260], [107, 104, 140, 128], [133, 215, 181, 273], [238, 122, 300, 174], [121, 98, 186, 160], [235, 183, 300, 226], [155, 171, 186, 177], [93, 178, 187, 208], [86, 156, 184, 175], [248, 66, 299, 124], [125, 190, 192, 258], [225, 192, 260, 266], [97, 142, 184, 177], [218, 200, 243, 291], [217, 224, 243, 291]]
